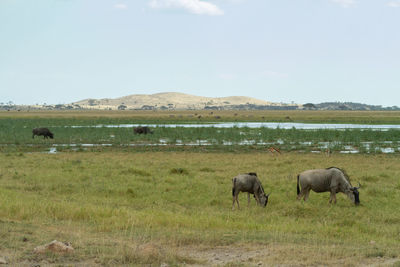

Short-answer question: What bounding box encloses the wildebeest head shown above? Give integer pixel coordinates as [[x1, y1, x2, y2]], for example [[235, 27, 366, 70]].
[[351, 184, 360, 205], [48, 132, 54, 139], [347, 183, 361, 205], [259, 193, 271, 207]]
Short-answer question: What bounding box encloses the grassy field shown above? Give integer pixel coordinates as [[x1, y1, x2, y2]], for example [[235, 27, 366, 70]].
[[2, 126, 400, 154], [2, 109, 400, 124], [1, 151, 400, 266], [1, 111, 400, 154], [1, 110, 399, 265]]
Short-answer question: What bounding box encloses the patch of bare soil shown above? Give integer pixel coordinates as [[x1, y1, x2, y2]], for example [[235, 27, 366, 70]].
[[180, 245, 266, 266], [179, 244, 400, 267], [2, 243, 398, 266]]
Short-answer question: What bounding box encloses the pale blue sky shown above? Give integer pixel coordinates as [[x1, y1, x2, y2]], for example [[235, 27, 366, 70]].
[[1, 0, 399, 106]]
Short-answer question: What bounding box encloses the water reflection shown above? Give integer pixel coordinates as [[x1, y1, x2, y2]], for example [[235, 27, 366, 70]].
[[70, 122, 400, 130], [38, 140, 398, 154]]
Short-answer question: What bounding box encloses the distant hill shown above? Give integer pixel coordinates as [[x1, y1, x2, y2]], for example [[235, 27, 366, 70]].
[[71, 93, 398, 111], [1, 93, 398, 111], [72, 92, 296, 110]]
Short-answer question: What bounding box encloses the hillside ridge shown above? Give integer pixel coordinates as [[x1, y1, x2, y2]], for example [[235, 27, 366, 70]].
[[73, 92, 284, 110]]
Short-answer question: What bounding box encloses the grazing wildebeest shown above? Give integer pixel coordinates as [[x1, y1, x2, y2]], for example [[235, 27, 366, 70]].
[[133, 126, 153, 135], [32, 128, 54, 139], [232, 172, 270, 210], [297, 167, 360, 205]]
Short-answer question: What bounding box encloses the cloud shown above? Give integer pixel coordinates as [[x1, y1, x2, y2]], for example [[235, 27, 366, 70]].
[[220, 0, 245, 2], [114, 3, 128, 9], [387, 1, 400, 7], [330, 0, 356, 8], [149, 0, 224, 16]]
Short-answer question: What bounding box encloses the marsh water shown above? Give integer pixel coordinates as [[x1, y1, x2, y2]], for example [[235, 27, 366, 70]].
[[70, 122, 400, 130], [10, 121, 400, 154], [45, 140, 399, 154]]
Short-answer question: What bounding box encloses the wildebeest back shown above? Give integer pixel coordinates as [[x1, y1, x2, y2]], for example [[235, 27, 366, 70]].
[[32, 128, 54, 139], [133, 126, 153, 134]]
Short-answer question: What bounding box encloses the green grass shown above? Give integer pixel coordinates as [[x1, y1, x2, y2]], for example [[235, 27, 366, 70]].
[[3, 109, 400, 124], [0, 152, 399, 265], [1, 117, 399, 154]]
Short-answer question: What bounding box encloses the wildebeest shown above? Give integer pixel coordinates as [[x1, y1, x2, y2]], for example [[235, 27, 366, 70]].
[[133, 126, 153, 134], [232, 172, 270, 210], [32, 128, 54, 139], [297, 167, 360, 205]]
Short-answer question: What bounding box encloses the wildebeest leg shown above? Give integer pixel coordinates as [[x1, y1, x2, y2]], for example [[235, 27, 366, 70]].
[[329, 189, 337, 204], [254, 193, 261, 206], [232, 192, 240, 210], [296, 190, 303, 200], [303, 189, 310, 201], [247, 193, 251, 206], [232, 193, 237, 210], [236, 194, 240, 209], [297, 187, 307, 201]]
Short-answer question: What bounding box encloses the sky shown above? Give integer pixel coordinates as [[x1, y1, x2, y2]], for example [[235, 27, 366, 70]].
[[0, 0, 399, 106]]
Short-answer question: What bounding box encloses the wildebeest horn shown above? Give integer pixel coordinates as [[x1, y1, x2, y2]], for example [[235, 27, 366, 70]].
[[266, 193, 271, 197], [354, 182, 361, 189]]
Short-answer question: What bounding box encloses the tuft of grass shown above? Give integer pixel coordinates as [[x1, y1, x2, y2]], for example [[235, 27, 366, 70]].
[[169, 168, 189, 175], [395, 183, 400, 191], [120, 168, 151, 176], [71, 159, 82, 165], [126, 188, 137, 198], [200, 167, 215, 172], [101, 244, 197, 266], [362, 175, 378, 182], [224, 263, 247, 267], [365, 249, 386, 258]]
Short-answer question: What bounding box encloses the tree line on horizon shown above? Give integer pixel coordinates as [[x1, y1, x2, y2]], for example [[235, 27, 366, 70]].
[[0, 101, 399, 111]]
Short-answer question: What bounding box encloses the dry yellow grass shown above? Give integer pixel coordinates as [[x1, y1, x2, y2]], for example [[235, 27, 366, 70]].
[[1, 151, 399, 266], [2, 109, 400, 124]]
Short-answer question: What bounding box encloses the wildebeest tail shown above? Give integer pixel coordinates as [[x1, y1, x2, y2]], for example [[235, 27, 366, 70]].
[[297, 174, 300, 195], [232, 178, 236, 196]]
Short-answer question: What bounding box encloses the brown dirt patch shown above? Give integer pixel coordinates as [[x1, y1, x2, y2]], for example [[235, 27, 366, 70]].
[[178, 244, 400, 266]]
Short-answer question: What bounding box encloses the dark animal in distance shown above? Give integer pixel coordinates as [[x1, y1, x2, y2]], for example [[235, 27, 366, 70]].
[[32, 128, 54, 139], [232, 172, 270, 210], [133, 126, 153, 134], [297, 167, 360, 205]]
